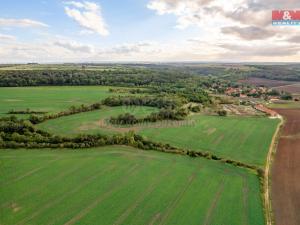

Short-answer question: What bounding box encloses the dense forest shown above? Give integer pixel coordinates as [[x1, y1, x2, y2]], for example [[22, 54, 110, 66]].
[[0, 69, 198, 87], [247, 65, 300, 81]]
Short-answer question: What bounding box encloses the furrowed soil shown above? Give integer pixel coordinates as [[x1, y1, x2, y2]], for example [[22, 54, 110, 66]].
[[274, 83, 300, 95], [239, 78, 295, 87], [271, 109, 300, 225]]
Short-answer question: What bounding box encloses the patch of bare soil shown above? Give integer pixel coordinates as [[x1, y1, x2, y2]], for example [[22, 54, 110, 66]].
[[223, 104, 263, 116], [274, 83, 300, 95], [10, 203, 21, 213], [271, 109, 300, 225]]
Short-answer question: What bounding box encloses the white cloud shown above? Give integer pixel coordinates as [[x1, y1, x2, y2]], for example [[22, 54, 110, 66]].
[[146, 0, 300, 61], [147, 0, 216, 29], [0, 37, 299, 63], [221, 26, 274, 40], [0, 33, 16, 41], [64, 1, 109, 36], [0, 0, 299, 63], [0, 18, 48, 28], [53, 40, 94, 53]]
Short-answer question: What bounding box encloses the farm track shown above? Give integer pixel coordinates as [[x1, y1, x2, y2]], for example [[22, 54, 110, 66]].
[[264, 114, 283, 225], [271, 109, 300, 225]]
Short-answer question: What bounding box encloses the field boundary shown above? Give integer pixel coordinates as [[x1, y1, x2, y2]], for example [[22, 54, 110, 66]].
[[263, 115, 284, 225]]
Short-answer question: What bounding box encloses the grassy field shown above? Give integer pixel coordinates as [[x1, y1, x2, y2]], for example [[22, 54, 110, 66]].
[[0, 86, 119, 117], [268, 101, 300, 109], [139, 115, 279, 166], [36, 106, 158, 136], [0, 146, 264, 225], [38, 110, 279, 166]]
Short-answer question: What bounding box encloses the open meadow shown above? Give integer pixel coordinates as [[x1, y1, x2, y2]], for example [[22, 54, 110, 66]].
[[139, 115, 279, 166], [0, 86, 119, 117], [0, 146, 264, 225]]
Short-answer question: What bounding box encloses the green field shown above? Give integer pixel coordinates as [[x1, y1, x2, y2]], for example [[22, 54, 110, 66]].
[[268, 101, 300, 109], [36, 106, 158, 136], [140, 115, 279, 166], [0, 146, 264, 225], [37, 109, 279, 166], [0, 86, 118, 117]]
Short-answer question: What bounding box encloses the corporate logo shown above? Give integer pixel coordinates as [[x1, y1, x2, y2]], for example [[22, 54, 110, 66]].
[[272, 10, 300, 25]]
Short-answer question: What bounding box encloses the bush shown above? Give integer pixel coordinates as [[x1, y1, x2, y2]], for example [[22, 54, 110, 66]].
[[217, 110, 227, 116]]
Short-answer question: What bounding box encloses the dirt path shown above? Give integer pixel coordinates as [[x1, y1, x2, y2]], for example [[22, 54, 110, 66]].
[[271, 109, 300, 225], [264, 115, 283, 225]]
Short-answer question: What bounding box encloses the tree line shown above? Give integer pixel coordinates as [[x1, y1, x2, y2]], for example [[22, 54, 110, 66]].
[[103, 96, 182, 109], [29, 103, 102, 124], [0, 116, 263, 176], [110, 108, 189, 125], [27, 96, 184, 125]]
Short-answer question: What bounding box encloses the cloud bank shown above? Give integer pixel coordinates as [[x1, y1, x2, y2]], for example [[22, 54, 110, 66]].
[[64, 1, 109, 36]]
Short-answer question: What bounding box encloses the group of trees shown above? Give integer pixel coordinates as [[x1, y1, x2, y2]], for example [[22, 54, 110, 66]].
[[0, 68, 203, 87], [247, 65, 300, 81], [0, 116, 179, 151], [151, 86, 212, 104], [103, 96, 182, 109], [29, 103, 102, 124], [110, 108, 189, 125]]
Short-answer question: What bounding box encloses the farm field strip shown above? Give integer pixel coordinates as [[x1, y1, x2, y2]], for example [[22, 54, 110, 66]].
[[139, 115, 279, 166], [0, 146, 265, 225], [271, 109, 300, 225]]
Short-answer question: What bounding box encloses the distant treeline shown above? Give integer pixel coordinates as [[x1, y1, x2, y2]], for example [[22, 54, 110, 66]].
[[0, 69, 195, 87], [247, 65, 300, 81]]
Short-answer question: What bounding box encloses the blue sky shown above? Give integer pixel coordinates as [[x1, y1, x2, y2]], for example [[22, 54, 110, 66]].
[[0, 0, 299, 62], [0, 1, 198, 46]]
